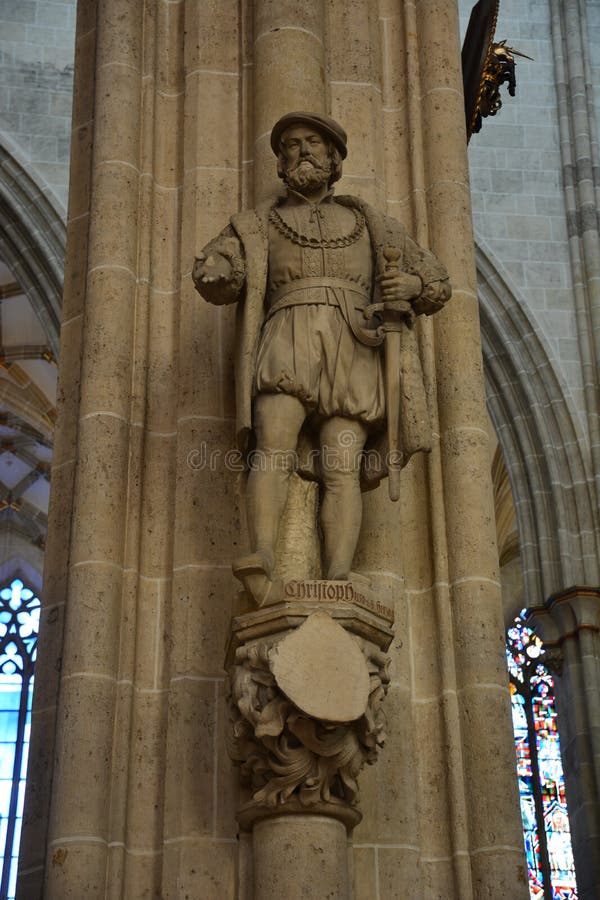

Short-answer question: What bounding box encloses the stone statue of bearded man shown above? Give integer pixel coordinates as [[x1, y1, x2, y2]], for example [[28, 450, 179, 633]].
[[193, 111, 451, 603]]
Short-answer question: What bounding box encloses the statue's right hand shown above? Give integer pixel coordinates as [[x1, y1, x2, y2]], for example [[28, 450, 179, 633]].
[[193, 252, 233, 286]]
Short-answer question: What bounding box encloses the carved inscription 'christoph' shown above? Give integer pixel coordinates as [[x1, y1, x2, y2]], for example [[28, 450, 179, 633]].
[[283, 580, 394, 624]]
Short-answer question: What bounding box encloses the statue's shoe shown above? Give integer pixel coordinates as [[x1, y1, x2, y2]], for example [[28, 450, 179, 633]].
[[348, 571, 372, 588], [324, 570, 373, 587], [232, 552, 275, 607], [233, 551, 273, 579]]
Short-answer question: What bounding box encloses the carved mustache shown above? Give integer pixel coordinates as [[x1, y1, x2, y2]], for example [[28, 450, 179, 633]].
[[288, 155, 330, 172]]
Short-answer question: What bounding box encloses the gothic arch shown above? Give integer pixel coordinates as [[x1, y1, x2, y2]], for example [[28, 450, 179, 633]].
[[0, 136, 62, 553], [0, 136, 65, 355], [476, 241, 600, 608], [0, 552, 43, 598]]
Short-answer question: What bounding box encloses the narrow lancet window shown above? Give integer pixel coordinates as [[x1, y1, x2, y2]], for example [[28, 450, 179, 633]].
[[507, 612, 577, 900], [0, 579, 39, 900]]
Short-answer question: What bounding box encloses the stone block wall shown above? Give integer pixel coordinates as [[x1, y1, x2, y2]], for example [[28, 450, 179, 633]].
[[460, 0, 596, 432], [0, 0, 76, 213]]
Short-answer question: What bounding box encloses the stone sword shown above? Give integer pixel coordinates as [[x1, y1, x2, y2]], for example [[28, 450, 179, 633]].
[[363, 246, 415, 502]]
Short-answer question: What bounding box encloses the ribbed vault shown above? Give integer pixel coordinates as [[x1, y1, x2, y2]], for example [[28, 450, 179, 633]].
[[477, 241, 599, 607], [0, 138, 61, 554], [0, 138, 65, 356]]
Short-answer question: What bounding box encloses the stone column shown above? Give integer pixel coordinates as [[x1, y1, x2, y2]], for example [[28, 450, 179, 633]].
[[163, 0, 242, 895], [17, 0, 97, 893], [21, 1, 191, 896], [527, 587, 600, 900], [42, 0, 146, 894], [346, 2, 527, 895], [253, 816, 349, 900], [252, 0, 327, 198], [21, 2, 529, 899], [417, 1, 526, 893], [550, 0, 600, 505]]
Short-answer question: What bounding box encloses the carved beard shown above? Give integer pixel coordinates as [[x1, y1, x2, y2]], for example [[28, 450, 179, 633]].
[[284, 156, 332, 194]]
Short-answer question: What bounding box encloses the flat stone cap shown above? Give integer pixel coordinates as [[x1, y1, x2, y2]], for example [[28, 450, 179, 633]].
[[271, 111, 348, 159]]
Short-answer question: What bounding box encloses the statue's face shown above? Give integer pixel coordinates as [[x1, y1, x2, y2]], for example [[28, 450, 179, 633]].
[[279, 124, 333, 193], [280, 125, 329, 168]]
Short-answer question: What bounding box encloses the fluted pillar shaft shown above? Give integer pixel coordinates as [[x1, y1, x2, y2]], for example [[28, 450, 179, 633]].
[[21, 1, 189, 897], [348, 0, 526, 895], [252, 0, 327, 200], [163, 0, 242, 894], [17, 0, 98, 893], [550, 0, 600, 505], [419, 2, 526, 894], [43, 0, 145, 894]]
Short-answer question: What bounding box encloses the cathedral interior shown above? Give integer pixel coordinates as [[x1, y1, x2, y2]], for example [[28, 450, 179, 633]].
[[0, 0, 599, 898]]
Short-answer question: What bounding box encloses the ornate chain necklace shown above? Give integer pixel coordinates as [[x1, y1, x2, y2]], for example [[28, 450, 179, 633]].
[[269, 205, 366, 249]]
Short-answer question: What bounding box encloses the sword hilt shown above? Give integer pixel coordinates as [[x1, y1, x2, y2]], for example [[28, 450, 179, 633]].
[[383, 246, 402, 271]]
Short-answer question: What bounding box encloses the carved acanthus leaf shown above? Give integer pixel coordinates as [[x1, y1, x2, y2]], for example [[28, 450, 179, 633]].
[[227, 636, 390, 811]]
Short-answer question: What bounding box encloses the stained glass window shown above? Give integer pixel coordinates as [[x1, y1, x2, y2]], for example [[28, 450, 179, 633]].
[[0, 579, 39, 900], [507, 612, 577, 900]]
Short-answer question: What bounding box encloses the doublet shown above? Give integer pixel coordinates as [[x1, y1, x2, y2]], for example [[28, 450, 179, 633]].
[[256, 191, 385, 424], [197, 189, 451, 482]]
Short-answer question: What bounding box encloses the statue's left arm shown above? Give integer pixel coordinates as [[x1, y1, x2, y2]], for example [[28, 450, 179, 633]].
[[401, 233, 452, 317], [352, 197, 452, 315]]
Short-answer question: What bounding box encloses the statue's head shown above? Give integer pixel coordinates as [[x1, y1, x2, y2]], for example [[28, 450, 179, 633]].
[[271, 112, 347, 193]]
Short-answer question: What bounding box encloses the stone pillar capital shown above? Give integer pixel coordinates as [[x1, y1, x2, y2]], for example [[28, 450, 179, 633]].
[[526, 585, 600, 644], [225, 580, 393, 834]]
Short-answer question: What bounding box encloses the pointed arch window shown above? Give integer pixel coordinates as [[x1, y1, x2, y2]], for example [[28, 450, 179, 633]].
[[0, 578, 39, 900], [507, 612, 577, 900]]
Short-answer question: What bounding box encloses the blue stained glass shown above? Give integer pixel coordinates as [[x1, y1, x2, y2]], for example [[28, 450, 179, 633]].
[[0, 690, 21, 713], [0, 712, 18, 743], [507, 613, 578, 900], [0, 748, 16, 780], [0, 578, 40, 899], [7, 859, 16, 898], [0, 782, 11, 811]]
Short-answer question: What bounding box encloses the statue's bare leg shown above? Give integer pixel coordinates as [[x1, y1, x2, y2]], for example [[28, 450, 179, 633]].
[[319, 417, 368, 580], [244, 392, 307, 577]]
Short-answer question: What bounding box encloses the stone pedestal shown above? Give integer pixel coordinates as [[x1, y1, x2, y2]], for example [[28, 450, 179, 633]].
[[226, 580, 393, 898], [527, 586, 600, 900]]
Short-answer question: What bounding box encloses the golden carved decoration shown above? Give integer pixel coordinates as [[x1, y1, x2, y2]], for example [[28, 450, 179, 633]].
[[462, 1, 533, 142]]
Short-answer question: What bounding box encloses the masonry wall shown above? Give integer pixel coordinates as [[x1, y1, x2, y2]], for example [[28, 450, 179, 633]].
[[0, 0, 76, 213], [460, 0, 590, 430]]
